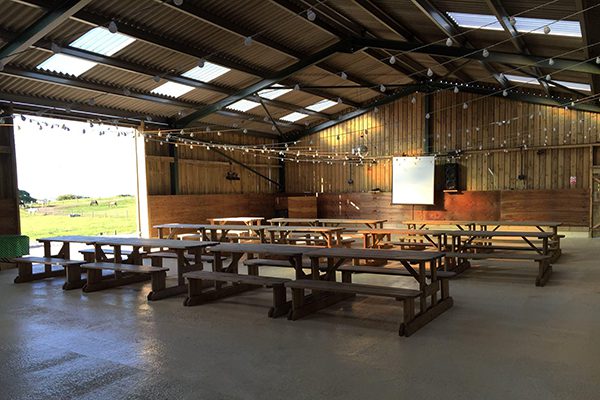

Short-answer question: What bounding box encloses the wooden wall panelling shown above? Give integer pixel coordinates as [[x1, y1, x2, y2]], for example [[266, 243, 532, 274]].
[[287, 196, 318, 218], [500, 189, 589, 226]]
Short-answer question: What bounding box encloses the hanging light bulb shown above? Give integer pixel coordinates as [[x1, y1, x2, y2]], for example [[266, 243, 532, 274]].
[[123, 87, 131, 96], [244, 36, 253, 46], [453, 86, 459, 94], [502, 89, 508, 97], [463, 102, 468, 109], [548, 58, 555, 66], [427, 68, 434, 77], [543, 25, 551, 34], [425, 113, 430, 119], [411, 96, 416, 104], [446, 37, 453, 46], [509, 16, 516, 26], [596, 57, 600, 64], [337, 97, 342, 104], [545, 74, 551, 81], [340, 71, 347, 80], [108, 20, 118, 34], [379, 84, 386, 92], [243, 128, 248, 134], [174, 0, 183, 5], [482, 48, 489, 58], [197, 58, 205, 68], [153, 75, 161, 83], [306, 9, 316, 21], [293, 83, 300, 91], [88, 98, 96, 106], [389, 55, 396, 64], [373, 106, 379, 114]]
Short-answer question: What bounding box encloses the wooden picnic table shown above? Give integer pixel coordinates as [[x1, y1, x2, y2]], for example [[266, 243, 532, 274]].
[[91, 237, 217, 300], [154, 223, 265, 242], [207, 217, 265, 226], [267, 218, 320, 226], [403, 220, 562, 235], [37, 235, 108, 259], [267, 218, 386, 229], [358, 229, 448, 250], [445, 230, 553, 255], [265, 226, 345, 247], [299, 247, 451, 335]]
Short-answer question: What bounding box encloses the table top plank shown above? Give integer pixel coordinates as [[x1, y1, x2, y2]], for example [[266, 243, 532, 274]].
[[37, 235, 108, 243], [154, 223, 265, 231], [265, 226, 345, 233], [305, 247, 445, 262], [92, 237, 218, 249], [209, 243, 323, 256], [402, 220, 562, 227], [444, 230, 554, 238]]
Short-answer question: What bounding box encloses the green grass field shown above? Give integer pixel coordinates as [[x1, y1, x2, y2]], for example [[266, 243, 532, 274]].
[[20, 196, 137, 240]]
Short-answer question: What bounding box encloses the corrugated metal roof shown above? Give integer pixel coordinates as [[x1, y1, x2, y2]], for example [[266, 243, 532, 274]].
[[0, 0, 595, 135]]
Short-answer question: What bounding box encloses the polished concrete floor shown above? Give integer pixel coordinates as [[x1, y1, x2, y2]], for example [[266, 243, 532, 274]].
[[1, 237, 600, 400]]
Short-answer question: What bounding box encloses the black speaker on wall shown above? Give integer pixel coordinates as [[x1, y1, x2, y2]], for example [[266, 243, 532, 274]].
[[444, 163, 459, 192]]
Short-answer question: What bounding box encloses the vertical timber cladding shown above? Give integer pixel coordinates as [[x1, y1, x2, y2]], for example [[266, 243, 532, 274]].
[[285, 95, 425, 193], [144, 131, 281, 195], [286, 92, 598, 193]]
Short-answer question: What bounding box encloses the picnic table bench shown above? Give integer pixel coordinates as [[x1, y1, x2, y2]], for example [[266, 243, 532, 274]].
[[265, 226, 347, 248], [81, 262, 169, 293], [12, 256, 86, 289]]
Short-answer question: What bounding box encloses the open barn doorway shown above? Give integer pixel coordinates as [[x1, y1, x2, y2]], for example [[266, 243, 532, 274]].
[[13, 114, 139, 245]]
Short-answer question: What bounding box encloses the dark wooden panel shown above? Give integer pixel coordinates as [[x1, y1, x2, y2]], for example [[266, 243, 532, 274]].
[[147, 194, 277, 236], [287, 196, 317, 218], [0, 199, 19, 235], [501, 189, 589, 226]]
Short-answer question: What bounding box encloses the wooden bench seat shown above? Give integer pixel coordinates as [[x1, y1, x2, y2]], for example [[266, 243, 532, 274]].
[[244, 258, 330, 270], [285, 279, 429, 336], [338, 264, 456, 279], [284, 237, 354, 247], [445, 252, 552, 286], [12, 256, 85, 285], [145, 251, 225, 267], [79, 248, 135, 262], [183, 270, 291, 317], [81, 262, 169, 295]]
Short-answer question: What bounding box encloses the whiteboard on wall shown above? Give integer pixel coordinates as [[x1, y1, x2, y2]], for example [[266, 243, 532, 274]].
[[392, 156, 435, 205]]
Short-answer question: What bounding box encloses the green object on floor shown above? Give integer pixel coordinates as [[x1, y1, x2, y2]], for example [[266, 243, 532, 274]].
[[0, 235, 30, 259]]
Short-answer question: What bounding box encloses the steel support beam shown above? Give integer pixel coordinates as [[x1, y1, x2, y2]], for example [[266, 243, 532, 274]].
[[289, 84, 422, 140], [410, 0, 509, 87], [0, 0, 92, 64], [176, 40, 352, 128], [351, 37, 600, 76], [0, 66, 293, 136], [484, 0, 550, 94], [352, 0, 472, 82]]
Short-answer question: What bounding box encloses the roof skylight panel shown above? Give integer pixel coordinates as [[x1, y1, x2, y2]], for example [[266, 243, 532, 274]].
[[280, 112, 308, 122], [182, 62, 231, 82], [70, 27, 136, 56], [258, 84, 292, 100], [306, 99, 337, 112], [504, 74, 540, 85], [36, 54, 97, 77], [227, 99, 260, 112], [151, 81, 196, 97], [447, 12, 581, 37], [550, 80, 591, 91]]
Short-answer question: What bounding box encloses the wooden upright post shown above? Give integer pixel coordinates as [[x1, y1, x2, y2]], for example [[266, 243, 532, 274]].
[[0, 107, 20, 235]]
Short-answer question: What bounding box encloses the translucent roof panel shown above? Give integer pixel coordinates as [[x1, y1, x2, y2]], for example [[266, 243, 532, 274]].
[[151, 81, 196, 97], [306, 99, 337, 112], [447, 12, 581, 37], [258, 84, 292, 100], [280, 112, 308, 122], [36, 54, 97, 77], [227, 99, 260, 112], [70, 27, 136, 56], [550, 80, 591, 91], [505, 74, 540, 85], [181, 62, 231, 83]]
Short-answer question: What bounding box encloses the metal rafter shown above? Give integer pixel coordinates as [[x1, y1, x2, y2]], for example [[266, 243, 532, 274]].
[[12, 0, 359, 108], [409, 0, 509, 87], [576, 0, 600, 96], [350, 37, 600, 76], [484, 0, 550, 95], [176, 40, 352, 128], [0, 0, 92, 64], [352, 0, 472, 82], [0, 66, 292, 137], [158, 0, 381, 94]]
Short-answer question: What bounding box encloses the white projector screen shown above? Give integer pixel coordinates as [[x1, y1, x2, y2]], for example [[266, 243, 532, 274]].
[[392, 156, 435, 205]]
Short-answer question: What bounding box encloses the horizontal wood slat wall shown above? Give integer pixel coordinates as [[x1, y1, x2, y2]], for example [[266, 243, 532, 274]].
[[144, 132, 279, 195], [147, 194, 277, 237], [285, 92, 598, 193], [309, 189, 589, 226]]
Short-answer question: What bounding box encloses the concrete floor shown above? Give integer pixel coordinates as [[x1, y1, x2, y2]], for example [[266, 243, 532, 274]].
[[1, 237, 600, 400]]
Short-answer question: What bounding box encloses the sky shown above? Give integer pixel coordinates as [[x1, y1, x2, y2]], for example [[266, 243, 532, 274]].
[[13, 115, 138, 200]]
